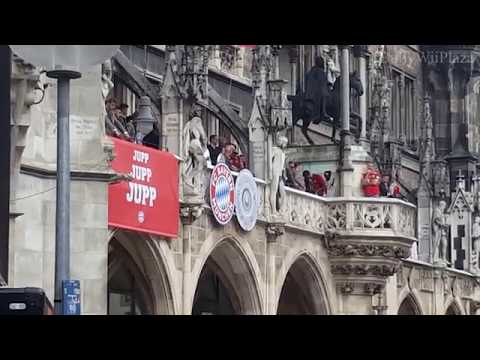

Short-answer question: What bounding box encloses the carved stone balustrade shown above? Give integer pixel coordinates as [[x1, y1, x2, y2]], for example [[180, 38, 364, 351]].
[[325, 197, 416, 295]]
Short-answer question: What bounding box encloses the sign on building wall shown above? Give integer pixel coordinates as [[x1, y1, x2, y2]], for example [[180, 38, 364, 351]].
[[108, 137, 179, 238], [210, 163, 235, 225], [235, 169, 258, 232], [63, 280, 81, 315]]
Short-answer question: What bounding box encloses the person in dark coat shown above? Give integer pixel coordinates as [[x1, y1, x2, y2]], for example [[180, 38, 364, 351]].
[[303, 170, 313, 194], [379, 174, 390, 197], [207, 135, 222, 166], [304, 56, 331, 125], [142, 123, 160, 149]]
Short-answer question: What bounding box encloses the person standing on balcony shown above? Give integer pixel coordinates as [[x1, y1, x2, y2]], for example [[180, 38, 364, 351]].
[[311, 173, 327, 196], [303, 170, 313, 194], [208, 135, 222, 166], [105, 98, 131, 141], [217, 144, 240, 172], [324, 171, 335, 197], [380, 174, 391, 197]]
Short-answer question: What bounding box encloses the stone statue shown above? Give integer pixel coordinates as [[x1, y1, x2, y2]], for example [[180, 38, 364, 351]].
[[292, 56, 364, 144], [323, 47, 340, 88], [304, 56, 331, 125], [183, 105, 208, 199], [101, 60, 114, 102], [270, 136, 288, 219], [432, 200, 449, 264], [472, 215, 480, 270]]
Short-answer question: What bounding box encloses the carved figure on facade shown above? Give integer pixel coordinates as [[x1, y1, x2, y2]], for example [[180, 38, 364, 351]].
[[321, 46, 341, 89], [183, 105, 208, 200], [101, 60, 114, 101], [432, 200, 449, 265], [472, 215, 480, 271], [270, 135, 288, 220], [420, 96, 434, 186]]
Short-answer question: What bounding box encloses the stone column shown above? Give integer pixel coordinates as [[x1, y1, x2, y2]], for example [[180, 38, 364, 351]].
[[299, 45, 305, 92], [340, 46, 351, 133], [338, 46, 354, 197], [354, 46, 369, 148], [180, 204, 203, 315], [265, 224, 284, 315], [288, 46, 298, 145]]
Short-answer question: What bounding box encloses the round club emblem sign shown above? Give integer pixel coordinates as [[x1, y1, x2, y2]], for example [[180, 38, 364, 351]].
[[210, 163, 235, 225], [235, 169, 258, 232]]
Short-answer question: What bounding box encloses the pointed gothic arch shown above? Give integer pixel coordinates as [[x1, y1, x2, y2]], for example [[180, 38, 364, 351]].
[[276, 252, 331, 315], [445, 300, 463, 315], [107, 229, 177, 315], [191, 236, 263, 315], [397, 293, 423, 315]]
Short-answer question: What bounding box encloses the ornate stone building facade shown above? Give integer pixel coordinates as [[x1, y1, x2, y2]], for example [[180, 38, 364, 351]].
[[4, 45, 480, 314]]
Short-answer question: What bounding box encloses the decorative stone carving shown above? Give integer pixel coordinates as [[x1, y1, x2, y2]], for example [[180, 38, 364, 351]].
[[432, 200, 449, 265], [101, 60, 114, 101], [270, 135, 288, 221], [472, 215, 480, 272], [331, 263, 398, 277], [266, 223, 285, 242], [420, 269, 435, 292], [179, 45, 210, 105], [327, 244, 410, 259], [327, 203, 347, 230], [338, 281, 384, 296], [180, 204, 204, 225], [182, 105, 208, 202], [432, 160, 450, 198], [470, 300, 480, 314]]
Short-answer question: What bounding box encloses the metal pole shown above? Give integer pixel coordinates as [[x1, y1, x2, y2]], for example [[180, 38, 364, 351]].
[[54, 76, 71, 315], [48, 69, 80, 315]]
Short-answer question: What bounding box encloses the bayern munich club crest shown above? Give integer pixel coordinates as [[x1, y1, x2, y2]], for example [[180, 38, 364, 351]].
[[210, 163, 235, 225], [235, 169, 258, 232]]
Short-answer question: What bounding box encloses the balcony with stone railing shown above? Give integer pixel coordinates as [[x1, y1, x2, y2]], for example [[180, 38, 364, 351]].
[[200, 167, 416, 294]]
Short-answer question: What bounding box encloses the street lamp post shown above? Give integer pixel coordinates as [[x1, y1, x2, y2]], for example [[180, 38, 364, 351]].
[[9, 45, 119, 314]]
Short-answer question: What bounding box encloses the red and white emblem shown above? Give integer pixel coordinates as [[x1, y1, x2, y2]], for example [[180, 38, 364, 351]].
[[210, 163, 235, 225]]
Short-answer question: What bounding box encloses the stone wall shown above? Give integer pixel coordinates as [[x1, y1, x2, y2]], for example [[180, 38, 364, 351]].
[[9, 64, 111, 314]]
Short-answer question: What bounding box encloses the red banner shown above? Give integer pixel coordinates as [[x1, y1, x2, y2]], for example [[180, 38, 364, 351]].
[[108, 137, 179, 238]]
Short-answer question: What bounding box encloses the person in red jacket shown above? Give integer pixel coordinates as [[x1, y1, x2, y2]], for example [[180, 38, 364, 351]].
[[311, 173, 327, 196], [362, 165, 381, 197]]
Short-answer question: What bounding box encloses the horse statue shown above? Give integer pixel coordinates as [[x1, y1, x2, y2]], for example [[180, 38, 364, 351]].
[[289, 69, 364, 145]]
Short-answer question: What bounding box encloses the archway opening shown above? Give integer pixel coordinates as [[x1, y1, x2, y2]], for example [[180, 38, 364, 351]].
[[446, 302, 461, 315], [192, 239, 261, 315], [107, 231, 174, 315], [277, 255, 329, 315], [398, 295, 421, 315]]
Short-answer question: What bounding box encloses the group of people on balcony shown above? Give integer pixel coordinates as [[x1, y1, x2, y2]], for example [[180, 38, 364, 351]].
[[207, 134, 247, 172], [362, 165, 402, 199], [104, 97, 160, 149], [105, 98, 136, 141], [285, 161, 335, 197]]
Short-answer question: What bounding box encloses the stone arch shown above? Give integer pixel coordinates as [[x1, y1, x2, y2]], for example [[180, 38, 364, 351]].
[[275, 250, 332, 315], [397, 292, 423, 315], [190, 234, 264, 315], [445, 298, 464, 315], [108, 229, 178, 315]]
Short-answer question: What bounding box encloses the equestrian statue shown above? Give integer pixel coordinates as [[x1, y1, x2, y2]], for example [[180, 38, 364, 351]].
[[288, 56, 364, 145]]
